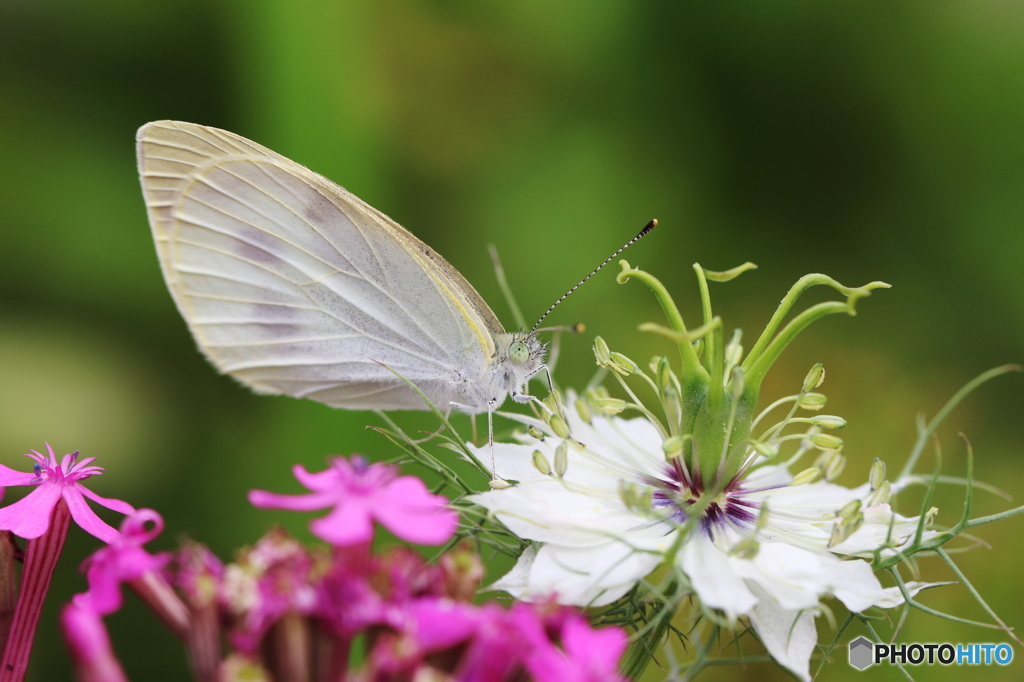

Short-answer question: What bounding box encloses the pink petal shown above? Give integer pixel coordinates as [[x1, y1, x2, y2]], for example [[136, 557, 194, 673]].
[[248, 489, 335, 512], [78, 486, 135, 516], [0, 463, 37, 487], [373, 477, 457, 545], [309, 499, 374, 546], [292, 463, 343, 492], [408, 599, 481, 650], [562, 617, 627, 670], [0, 485, 62, 538], [63, 488, 120, 543]]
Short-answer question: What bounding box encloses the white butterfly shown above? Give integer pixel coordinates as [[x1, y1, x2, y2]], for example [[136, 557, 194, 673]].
[[136, 121, 548, 417]]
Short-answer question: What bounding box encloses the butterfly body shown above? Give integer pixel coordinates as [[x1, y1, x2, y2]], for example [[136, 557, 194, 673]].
[[137, 121, 546, 414]]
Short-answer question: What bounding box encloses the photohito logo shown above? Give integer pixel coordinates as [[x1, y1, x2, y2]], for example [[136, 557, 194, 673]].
[[848, 636, 1013, 670]]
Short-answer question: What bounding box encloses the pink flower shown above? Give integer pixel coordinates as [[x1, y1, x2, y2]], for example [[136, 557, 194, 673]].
[[74, 509, 168, 615], [220, 529, 319, 653], [400, 600, 629, 682], [248, 456, 458, 546], [60, 601, 128, 682], [0, 444, 133, 543], [524, 611, 628, 682]]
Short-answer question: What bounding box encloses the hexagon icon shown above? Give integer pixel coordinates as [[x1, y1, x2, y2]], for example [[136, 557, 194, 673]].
[[848, 636, 874, 670]]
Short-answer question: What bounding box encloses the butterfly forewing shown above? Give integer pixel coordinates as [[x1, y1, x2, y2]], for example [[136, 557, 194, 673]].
[[137, 121, 504, 411]]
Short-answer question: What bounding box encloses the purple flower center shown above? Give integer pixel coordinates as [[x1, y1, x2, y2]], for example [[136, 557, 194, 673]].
[[647, 460, 760, 536]]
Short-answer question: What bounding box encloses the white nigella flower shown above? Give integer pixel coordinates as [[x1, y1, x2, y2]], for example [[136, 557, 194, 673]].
[[470, 263, 945, 681], [471, 403, 938, 681]]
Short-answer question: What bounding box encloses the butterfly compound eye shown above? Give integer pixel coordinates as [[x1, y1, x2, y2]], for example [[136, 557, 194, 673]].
[[508, 340, 530, 366]]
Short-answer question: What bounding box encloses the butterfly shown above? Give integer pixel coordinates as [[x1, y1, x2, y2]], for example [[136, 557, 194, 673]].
[[137, 121, 654, 439], [136, 120, 561, 420]]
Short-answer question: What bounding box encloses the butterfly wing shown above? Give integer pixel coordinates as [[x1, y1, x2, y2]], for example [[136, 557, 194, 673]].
[[137, 120, 505, 411]]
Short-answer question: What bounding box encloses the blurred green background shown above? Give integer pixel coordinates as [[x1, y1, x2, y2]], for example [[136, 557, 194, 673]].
[[2, 1, 1023, 680]]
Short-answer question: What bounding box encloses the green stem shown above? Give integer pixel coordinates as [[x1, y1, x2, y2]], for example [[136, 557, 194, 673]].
[[617, 262, 706, 383], [743, 275, 889, 375], [898, 364, 1021, 480]]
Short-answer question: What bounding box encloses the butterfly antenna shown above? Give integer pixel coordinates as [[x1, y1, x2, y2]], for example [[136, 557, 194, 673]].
[[529, 219, 657, 335]]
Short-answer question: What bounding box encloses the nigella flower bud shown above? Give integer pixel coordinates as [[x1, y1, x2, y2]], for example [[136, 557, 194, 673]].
[[609, 351, 640, 376], [838, 499, 862, 519], [829, 508, 865, 547], [574, 396, 593, 424], [663, 385, 682, 432], [593, 336, 612, 365], [825, 452, 846, 480], [799, 392, 828, 411], [803, 363, 825, 392], [662, 435, 684, 458], [811, 415, 847, 429], [532, 450, 551, 476], [596, 398, 626, 415], [811, 433, 844, 451], [724, 329, 744, 369], [866, 480, 891, 507], [553, 441, 569, 477], [730, 367, 745, 402], [869, 458, 886, 490], [549, 414, 570, 439], [651, 356, 672, 391], [792, 467, 823, 486]]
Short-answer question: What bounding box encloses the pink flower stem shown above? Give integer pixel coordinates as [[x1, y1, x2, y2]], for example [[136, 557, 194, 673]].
[[129, 571, 191, 640], [0, 532, 21, 654], [0, 500, 72, 682]]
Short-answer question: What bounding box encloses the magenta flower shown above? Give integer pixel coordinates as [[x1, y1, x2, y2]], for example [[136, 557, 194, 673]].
[[220, 529, 319, 653], [74, 509, 168, 615], [400, 599, 628, 682], [60, 601, 128, 682], [0, 444, 134, 543], [248, 456, 458, 546], [524, 611, 628, 682]]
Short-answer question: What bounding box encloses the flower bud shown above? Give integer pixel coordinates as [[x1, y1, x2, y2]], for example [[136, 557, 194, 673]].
[[838, 499, 862, 519], [553, 441, 569, 477], [725, 331, 744, 368], [532, 450, 551, 476], [609, 352, 640, 376], [548, 415, 570, 439], [811, 415, 847, 430], [593, 336, 611, 365], [798, 392, 827, 411], [662, 385, 682, 432], [803, 363, 825, 391], [652, 356, 673, 392], [869, 458, 886, 490], [662, 435, 684, 458], [596, 398, 626, 415], [811, 433, 844, 451], [574, 396, 593, 424], [825, 452, 846, 480], [730, 367, 745, 402], [865, 480, 891, 507], [791, 467, 823, 486]]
